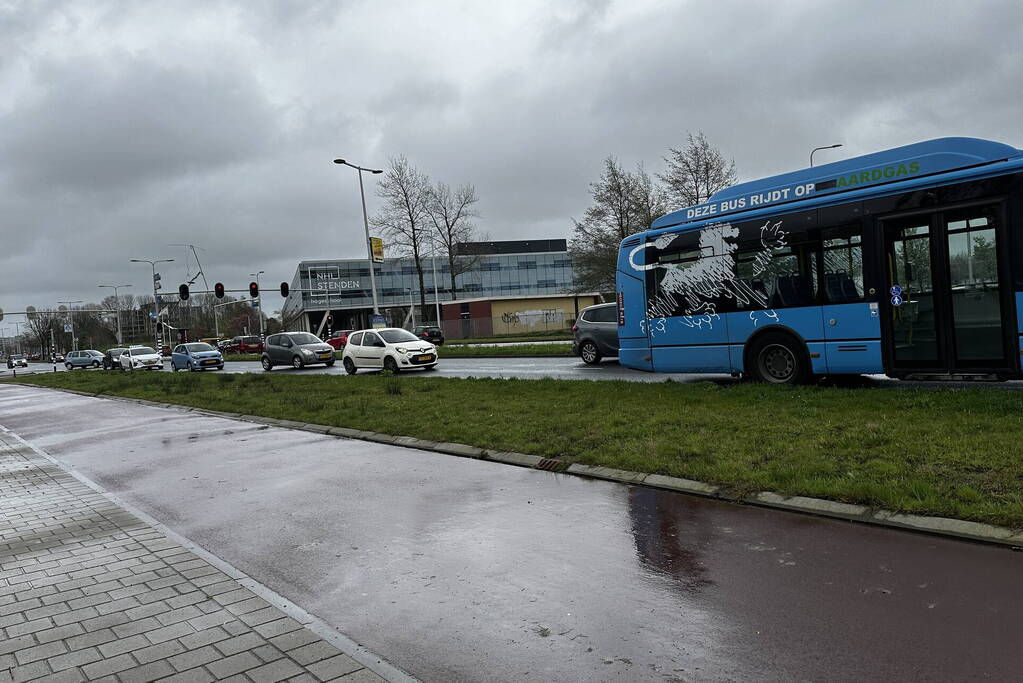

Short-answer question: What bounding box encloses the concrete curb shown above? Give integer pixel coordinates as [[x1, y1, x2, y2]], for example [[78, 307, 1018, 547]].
[[11, 383, 1023, 550]]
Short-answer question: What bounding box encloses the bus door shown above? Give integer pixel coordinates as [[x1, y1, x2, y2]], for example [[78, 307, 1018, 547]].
[[881, 203, 1015, 376]]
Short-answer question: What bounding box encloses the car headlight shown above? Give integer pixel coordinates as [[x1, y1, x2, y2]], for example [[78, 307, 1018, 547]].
[[395, 347, 407, 354], [301, 349, 314, 356]]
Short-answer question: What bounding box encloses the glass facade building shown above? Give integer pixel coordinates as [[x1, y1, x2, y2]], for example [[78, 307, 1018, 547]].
[[282, 239, 580, 331]]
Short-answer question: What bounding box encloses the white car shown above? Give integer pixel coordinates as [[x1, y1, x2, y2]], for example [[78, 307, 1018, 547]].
[[119, 346, 164, 371], [6, 354, 29, 369], [341, 328, 438, 374]]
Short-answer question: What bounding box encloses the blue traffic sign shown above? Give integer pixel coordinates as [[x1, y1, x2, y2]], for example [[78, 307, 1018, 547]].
[[149, 311, 157, 320], [890, 285, 902, 296], [891, 295, 904, 306]]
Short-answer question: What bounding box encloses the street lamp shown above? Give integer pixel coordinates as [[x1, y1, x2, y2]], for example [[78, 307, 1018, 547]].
[[57, 301, 84, 351], [99, 284, 132, 345], [810, 143, 843, 167], [250, 270, 265, 338], [333, 158, 384, 323], [131, 258, 174, 350]]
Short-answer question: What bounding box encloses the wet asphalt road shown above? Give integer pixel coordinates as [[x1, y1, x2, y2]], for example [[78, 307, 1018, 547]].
[[2, 383, 1021, 681]]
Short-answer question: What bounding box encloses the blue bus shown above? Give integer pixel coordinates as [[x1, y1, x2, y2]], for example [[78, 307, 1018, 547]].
[[616, 137, 1023, 383]]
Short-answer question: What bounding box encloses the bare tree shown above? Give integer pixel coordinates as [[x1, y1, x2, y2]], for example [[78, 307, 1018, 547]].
[[427, 181, 482, 301], [372, 156, 432, 314], [659, 131, 737, 208], [569, 157, 667, 293]]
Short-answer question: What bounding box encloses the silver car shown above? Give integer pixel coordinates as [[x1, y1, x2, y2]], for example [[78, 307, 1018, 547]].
[[572, 303, 619, 365], [64, 349, 105, 370]]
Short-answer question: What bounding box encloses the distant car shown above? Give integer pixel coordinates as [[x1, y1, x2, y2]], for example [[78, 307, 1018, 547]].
[[171, 342, 224, 372], [217, 339, 232, 351], [53, 353, 64, 363], [341, 328, 438, 374], [261, 332, 335, 370], [325, 329, 354, 350], [103, 348, 127, 370], [27, 353, 41, 361], [64, 350, 105, 370], [6, 354, 28, 369], [571, 303, 619, 365], [413, 325, 445, 346], [226, 335, 264, 354], [119, 346, 164, 371]]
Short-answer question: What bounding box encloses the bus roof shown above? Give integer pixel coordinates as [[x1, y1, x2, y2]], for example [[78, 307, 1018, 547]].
[[651, 137, 1022, 231]]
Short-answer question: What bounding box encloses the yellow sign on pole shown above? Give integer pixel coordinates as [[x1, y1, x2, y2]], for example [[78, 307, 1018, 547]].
[[370, 237, 385, 263]]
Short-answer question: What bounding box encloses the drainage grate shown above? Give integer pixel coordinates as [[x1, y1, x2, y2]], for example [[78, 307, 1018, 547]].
[[536, 458, 563, 471]]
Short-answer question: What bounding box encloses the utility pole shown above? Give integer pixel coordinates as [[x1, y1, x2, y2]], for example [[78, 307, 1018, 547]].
[[333, 158, 384, 321], [98, 284, 132, 345], [131, 258, 174, 351], [57, 301, 83, 351]]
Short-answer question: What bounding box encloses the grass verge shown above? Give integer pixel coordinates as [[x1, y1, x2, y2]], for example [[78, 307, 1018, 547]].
[[439, 344, 573, 358], [7, 372, 1023, 527]]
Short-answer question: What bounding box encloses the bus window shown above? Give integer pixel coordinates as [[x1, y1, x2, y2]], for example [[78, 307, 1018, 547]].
[[822, 225, 864, 303]]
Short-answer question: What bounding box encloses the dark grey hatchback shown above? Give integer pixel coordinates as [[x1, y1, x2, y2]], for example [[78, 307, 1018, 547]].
[[572, 303, 619, 365], [261, 332, 336, 370]]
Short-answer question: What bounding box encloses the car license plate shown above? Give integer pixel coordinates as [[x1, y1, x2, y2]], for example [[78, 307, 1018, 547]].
[[203, 359, 216, 365], [319, 353, 331, 359], [416, 354, 434, 362]]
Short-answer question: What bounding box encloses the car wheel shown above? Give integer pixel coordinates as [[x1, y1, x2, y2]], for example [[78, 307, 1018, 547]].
[[65, 363, 72, 371], [748, 333, 810, 385], [383, 356, 399, 374], [579, 341, 601, 365], [261, 356, 273, 372], [92, 361, 100, 368], [292, 355, 304, 369], [343, 357, 358, 375], [171, 362, 178, 372], [325, 358, 335, 367]]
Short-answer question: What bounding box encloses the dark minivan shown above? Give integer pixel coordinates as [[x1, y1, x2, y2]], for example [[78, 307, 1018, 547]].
[[572, 303, 618, 365]]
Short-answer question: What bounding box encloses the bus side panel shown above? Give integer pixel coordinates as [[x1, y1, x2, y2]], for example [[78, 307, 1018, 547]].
[[821, 302, 883, 373], [617, 270, 652, 371], [653, 345, 732, 373], [1016, 292, 1023, 335], [649, 315, 731, 372]]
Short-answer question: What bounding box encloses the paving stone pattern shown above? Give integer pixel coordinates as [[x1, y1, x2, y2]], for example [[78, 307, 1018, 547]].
[[0, 433, 386, 683]]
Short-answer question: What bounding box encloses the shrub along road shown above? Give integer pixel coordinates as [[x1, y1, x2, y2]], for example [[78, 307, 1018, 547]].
[[9, 371, 1023, 527]]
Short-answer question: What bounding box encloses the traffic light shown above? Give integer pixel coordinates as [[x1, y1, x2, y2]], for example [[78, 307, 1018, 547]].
[[214, 282, 225, 298], [280, 282, 289, 297], [249, 281, 259, 298], [178, 284, 190, 300]]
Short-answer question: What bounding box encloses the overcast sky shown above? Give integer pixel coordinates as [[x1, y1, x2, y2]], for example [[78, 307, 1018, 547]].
[[2, 0, 1022, 318]]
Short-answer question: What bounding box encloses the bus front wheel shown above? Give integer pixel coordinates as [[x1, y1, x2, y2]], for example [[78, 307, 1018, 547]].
[[748, 333, 809, 385]]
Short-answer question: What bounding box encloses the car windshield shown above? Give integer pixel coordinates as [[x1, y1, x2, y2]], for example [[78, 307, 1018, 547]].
[[11, 355, 24, 359], [380, 329, 421, 343], [131, 347, 157, 356], [288, 333, 322, 345], [185, 343, 214, 352]]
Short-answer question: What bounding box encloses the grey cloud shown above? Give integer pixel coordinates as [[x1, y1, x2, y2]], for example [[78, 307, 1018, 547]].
[[1, 54, 281, 193]]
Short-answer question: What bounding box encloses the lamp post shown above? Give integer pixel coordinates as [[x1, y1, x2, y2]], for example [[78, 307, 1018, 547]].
[[333, 158, 384, 323], [57, 301, 83, 351], [99, 284, 132, 345], [131, 258, 174, 351], [250, 270, 265, 337], [810, 143, 843, 167]]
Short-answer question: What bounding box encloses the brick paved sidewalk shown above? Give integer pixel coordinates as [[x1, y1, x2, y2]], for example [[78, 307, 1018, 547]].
[[0, 431, 394, 683]]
